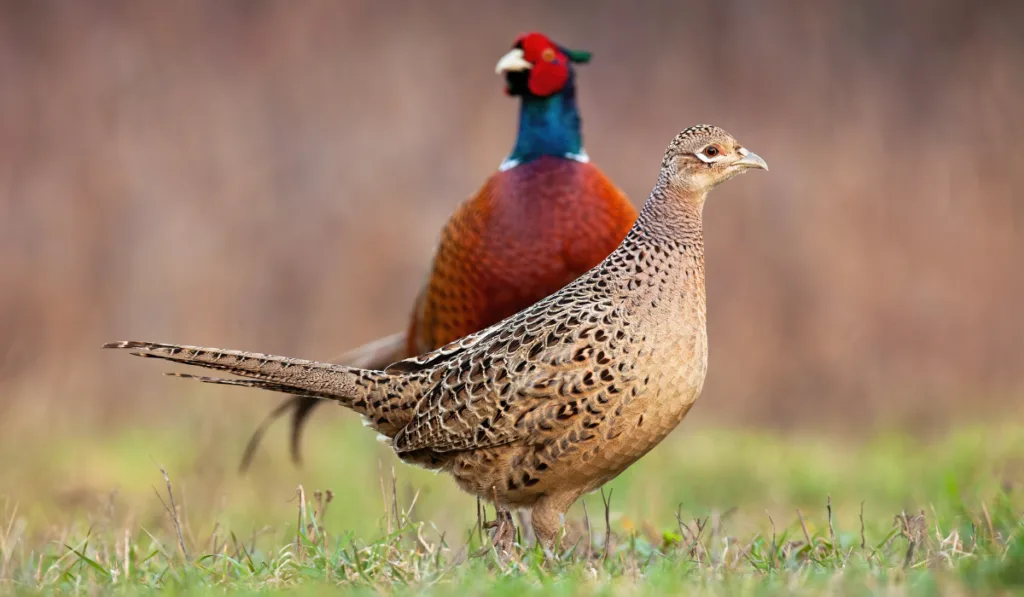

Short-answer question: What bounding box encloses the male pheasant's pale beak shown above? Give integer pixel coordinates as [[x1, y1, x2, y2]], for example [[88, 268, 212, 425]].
[[734, 147, 769, 171], [495, 48, 533, 74]]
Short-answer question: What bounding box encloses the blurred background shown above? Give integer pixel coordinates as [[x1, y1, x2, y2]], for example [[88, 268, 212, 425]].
[[0, 0, 1022, 541]]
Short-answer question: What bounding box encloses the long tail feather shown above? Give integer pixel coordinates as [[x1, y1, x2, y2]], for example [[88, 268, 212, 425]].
[[166, 372, 335, 397], [103, 341, 377, 405], [238, 330, 409, 471], [239, 399, 297, 472]]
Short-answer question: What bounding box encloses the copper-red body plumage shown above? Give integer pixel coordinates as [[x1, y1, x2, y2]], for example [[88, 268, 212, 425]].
[[408, 157, 637, 354]]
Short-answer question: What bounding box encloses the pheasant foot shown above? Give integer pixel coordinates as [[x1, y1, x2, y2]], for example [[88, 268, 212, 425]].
[[483, 506, 517, 555]]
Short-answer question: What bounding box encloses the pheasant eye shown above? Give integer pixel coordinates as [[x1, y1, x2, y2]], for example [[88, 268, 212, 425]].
[[703, 146, 719, 157], [541, 48, 556, 62]]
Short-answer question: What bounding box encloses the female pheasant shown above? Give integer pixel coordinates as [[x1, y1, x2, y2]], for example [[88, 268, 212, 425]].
[[107, 125, 769, 554], [240, 32, 638, 469]]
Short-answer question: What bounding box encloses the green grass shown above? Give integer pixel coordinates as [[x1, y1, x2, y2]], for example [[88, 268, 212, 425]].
[[0, 413, 1022, 595]]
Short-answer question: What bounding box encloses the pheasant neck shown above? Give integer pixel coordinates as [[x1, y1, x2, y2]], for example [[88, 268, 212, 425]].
[[504, 86, 584, 168], [614, 179, 707, 316], [632, 176, 706, 255]]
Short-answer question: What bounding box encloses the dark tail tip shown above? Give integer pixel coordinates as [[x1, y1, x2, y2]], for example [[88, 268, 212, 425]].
[[289, 397, 323, 467], [238, 398, 297, 474]]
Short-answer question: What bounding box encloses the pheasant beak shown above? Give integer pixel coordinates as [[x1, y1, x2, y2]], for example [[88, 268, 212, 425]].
[[733, 147, 769, 171], [495, 48, 533, 74]]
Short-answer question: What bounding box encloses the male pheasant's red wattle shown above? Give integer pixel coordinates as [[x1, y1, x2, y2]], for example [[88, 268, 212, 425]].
[[516, 32, 570, 97], [406, 157, 637, 354]]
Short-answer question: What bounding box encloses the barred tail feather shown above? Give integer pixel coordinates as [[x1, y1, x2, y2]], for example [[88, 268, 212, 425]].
[[241, 330, 410, 472], [166, 372, 342, 398], [103, 341, 376, 406]]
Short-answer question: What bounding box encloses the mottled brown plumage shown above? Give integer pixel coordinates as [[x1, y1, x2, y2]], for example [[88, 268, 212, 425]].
[[104, 125, 767, 553]]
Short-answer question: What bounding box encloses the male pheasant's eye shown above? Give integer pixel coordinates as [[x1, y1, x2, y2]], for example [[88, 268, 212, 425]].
[[541, 48, 556, 62], [703, 146, 719, 157]]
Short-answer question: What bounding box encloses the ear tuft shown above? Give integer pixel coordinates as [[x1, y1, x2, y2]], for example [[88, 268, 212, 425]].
[[564, 48, 592, 64]]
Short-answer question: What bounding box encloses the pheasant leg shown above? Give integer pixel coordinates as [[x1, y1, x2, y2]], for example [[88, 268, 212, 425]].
[[483, 506, 517, 554], [531, 490, 579, 559]]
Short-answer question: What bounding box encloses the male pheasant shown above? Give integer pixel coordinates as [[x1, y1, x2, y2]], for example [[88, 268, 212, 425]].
[[240, 32, 638, 469], [106, 125, 768, 554]]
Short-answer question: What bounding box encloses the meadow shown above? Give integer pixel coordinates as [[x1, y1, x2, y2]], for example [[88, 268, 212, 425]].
[[0, 409, 1021, 595], [2, 2, 1023, 595]]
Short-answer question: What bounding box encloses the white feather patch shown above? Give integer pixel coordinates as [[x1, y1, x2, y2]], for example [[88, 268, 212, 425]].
[[498, 149, 589, 171], [565, 149, 590, 163], [498, 157, 520, 171]]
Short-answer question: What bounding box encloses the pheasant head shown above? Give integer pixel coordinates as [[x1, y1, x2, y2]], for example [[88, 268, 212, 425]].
[[660, 125, 769, 194], [495, 32, 593, 167], [495, 32, 591, 98]]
